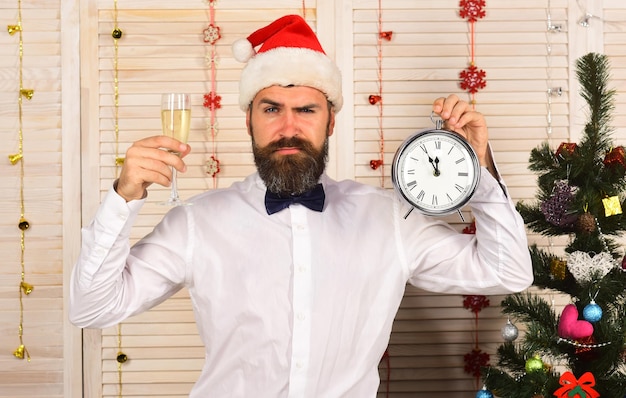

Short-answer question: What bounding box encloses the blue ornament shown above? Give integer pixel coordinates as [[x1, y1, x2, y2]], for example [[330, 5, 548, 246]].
[[475, 388, 494, 398], [583, 300, 602, 323]]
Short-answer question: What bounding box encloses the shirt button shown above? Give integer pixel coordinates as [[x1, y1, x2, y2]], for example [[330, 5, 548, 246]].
[[296, 312, 306, 321], [296, 361, 304, 369], [297, 265, 307, 273]]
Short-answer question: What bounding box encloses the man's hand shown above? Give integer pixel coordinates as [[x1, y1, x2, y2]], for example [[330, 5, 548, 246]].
[[116, 136, 191, 202], [432, 94, 489, 168]]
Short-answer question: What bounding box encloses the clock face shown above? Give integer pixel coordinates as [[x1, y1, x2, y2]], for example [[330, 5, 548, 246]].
[[391, 129, 480, 215]]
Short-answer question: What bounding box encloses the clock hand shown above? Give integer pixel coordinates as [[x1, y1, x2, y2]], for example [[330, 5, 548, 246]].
[[421, 145, 441, 176], [429, 156, 440, 176]]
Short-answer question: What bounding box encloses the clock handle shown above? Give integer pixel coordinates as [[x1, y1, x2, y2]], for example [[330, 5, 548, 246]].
[[430, 111, 444, 130]]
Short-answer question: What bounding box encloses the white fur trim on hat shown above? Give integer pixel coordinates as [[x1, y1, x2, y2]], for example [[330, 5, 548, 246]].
[[237, 47, 343, 112], [232, 38, 256, 63]]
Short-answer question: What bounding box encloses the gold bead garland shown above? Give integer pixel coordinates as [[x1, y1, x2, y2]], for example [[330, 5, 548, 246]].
[[111, 1, 127, 396], [8, 0, 34, 362]]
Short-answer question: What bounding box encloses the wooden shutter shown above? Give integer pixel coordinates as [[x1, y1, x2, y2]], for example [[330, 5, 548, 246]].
[[84, 2, 320, 397], [0, 0, 81, 397]]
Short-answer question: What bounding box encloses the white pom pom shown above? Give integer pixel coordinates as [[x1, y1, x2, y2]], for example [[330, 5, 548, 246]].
[[232, 38, 255, 63]]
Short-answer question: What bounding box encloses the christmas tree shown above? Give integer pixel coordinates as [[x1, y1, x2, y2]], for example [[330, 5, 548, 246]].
[[482, 53, 626, 397]]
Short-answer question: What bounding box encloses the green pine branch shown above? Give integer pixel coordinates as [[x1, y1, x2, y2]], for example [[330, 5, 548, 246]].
[[487, 53, 626, 397]]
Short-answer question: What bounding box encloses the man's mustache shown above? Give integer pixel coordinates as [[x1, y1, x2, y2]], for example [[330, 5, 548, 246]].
[[267, 137, 312, 152]]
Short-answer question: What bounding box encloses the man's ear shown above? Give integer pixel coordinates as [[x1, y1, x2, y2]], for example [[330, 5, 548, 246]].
[[245, 109, 252, 136], [327, 110, 336, 137]]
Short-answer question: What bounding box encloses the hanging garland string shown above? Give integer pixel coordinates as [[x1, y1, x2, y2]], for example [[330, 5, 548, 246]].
[[461, 222, 491, 391], [112, 0, 124, 170], [458, 0, 486, 108], [202, 0, 221, 186], [8, 0, 34, 362], [110, 1, 128, 396], [368, 0, 392, 187], [545, 0, 563, 142]]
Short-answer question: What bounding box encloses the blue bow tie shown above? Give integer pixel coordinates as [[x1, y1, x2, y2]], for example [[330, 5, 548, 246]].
[[265, 184, 325, 215]]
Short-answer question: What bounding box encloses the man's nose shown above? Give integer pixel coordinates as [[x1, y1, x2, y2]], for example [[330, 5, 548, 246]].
[[280, 111, 299, 137]]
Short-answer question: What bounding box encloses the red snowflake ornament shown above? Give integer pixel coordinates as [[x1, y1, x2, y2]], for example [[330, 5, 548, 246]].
[[203, 92, 222, 110], [463, 348, 489, 377], [463, 295, 490, 313], [460, 64, 487, 94], [459, 0, 486, 22], [203, 24, 221, 45], [462, 220, 476, 234]]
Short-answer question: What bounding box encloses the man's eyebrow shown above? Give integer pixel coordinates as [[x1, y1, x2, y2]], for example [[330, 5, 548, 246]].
[[294, 103, 322, 111], [257, 98, 321, 110], [257, 98, 282, 107]]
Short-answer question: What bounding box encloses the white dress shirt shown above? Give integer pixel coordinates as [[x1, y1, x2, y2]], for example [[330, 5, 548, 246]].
[[70, 169, 532, 397]]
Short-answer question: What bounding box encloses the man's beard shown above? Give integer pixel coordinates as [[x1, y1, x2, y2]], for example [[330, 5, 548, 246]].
[[252, 133, 329, 196]]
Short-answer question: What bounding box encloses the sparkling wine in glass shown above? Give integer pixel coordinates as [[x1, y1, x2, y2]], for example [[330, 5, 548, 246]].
[[160, 93, 191, 206]]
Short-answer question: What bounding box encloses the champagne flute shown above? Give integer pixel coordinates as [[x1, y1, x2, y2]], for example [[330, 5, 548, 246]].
[[160, 93, 191, 206]]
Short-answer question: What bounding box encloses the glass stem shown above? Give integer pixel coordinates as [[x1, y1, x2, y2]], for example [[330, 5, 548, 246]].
[[170, 166, 180, 201]]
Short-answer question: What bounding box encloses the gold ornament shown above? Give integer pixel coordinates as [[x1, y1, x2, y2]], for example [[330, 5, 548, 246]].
[[20, 89, 34, 100], [20, 281, 33, 295], [7, 24, 21, 35], [550, 258, 567, 280], [112, 28, 123, 39], [115, 157, 125, 166], [13, 344, 29, 360], [8, 153, 23, 165], [116, 352, 128, 363], [18, 217, 30, 231], [576, 212, 596, 233], [602, 196, 622, 217]]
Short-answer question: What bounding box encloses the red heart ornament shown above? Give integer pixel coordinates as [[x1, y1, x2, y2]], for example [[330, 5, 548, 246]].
[[558, 304, 594, 340]]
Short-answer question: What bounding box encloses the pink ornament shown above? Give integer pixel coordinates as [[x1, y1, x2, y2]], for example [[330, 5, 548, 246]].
[[557, 304, 594, 340]]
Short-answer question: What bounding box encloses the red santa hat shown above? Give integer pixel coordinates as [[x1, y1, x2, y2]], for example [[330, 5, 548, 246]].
[[232, 14, 343, 112]]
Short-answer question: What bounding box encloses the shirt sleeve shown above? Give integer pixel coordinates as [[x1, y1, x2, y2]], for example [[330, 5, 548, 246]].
[[69, 185, 187, 328], [402, 168, 533, 295]]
